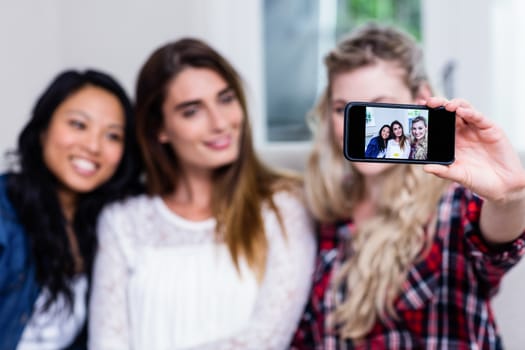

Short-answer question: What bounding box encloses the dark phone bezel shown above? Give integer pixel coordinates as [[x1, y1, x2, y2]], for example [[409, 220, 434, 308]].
[[343, 101, 456, 165]]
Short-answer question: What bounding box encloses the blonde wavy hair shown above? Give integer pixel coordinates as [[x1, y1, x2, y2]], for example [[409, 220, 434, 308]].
[[410, 116, 429, 160], [305, 23, 449, 339]]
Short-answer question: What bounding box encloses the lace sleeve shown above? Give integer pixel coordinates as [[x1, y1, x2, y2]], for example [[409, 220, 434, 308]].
[[184, 192, 317, 350], [88, 205, 132, 350]]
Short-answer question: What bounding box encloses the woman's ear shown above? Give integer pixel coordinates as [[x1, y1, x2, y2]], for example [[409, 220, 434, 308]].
[[415, 83, 432, 101]]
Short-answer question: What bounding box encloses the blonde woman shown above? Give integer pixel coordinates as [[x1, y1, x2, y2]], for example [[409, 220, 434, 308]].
[[292, 23, 525, 349], [409, 115, 428, 160], [88, 38, 315, 350]]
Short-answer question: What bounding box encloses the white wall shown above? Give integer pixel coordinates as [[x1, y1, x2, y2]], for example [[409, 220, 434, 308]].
[[0, 1, 62, 162], [422, 0, 492, 116], [493, 260, 525, 350], [423, 0, 525, 153], [0, 0, 264, 168], [491, 0, 525, 153]]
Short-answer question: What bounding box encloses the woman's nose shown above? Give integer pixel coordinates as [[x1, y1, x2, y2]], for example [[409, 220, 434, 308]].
[[82, 131, 102, 153], [208, 107, 227, 130]]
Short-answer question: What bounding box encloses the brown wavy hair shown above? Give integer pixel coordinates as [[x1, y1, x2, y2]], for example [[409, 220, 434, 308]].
[[134, 38, 298, 280], [390, 120, 409, 151]]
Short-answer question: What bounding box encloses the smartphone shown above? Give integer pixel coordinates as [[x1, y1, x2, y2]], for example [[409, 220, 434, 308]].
[[343, 102, 455, 164]]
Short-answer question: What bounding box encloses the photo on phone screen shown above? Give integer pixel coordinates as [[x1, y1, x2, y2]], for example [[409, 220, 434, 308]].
[[344, 102, 456, 164]]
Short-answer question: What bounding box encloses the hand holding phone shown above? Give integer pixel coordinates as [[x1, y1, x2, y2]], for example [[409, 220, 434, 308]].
[[423, 97, 525, 205], [343, 102, 456, 164]]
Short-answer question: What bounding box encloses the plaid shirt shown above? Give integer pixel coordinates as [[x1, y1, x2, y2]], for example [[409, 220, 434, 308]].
[[291, 184, 525, 350]]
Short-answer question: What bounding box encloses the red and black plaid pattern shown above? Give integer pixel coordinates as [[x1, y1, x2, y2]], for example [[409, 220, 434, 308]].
[[291, 184, 525, 350]]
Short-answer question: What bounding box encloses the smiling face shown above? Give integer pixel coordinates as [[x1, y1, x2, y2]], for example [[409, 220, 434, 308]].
[[392, 122, 404, 139], [380, 126, 390, 140], [158, 67, 243, 175], [41, 85, 125, 199], [411, 119, 427, 140]]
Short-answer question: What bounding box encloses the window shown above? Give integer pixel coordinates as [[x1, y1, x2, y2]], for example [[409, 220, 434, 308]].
[[336, 0, 421, 40], [263, 0, 421, 142]]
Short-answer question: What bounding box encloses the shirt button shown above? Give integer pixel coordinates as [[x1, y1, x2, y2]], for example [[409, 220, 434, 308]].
[[20, 313, 28, 324]]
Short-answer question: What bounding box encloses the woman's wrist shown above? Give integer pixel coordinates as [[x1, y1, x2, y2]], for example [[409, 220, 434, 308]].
[[480, 186, 525, 244]]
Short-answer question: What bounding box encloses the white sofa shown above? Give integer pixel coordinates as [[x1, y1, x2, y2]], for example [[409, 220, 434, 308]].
[[259, 147, 525, 349]]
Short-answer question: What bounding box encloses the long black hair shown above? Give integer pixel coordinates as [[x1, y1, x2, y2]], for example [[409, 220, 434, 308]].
[[6, 69, 143, 309], [377, 124, 392, 152]]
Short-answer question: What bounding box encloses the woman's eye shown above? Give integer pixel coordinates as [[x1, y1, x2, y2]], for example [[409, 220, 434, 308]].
[[219, 92, 236, 104], [106, 132, 123, 142], [334, 107, 345, 115], [182, 106, 198, 117], [68, 119, 86, 130]]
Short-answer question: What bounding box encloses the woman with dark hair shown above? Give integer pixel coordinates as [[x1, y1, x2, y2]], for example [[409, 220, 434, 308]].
[[364, 124, 391, 158], [385, 120, 410, 159], [0, 69, 143, 349], [89, 38, 315, 349]]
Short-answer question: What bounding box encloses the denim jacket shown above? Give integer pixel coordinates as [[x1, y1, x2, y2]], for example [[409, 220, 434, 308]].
[[0, 174, 40, 349], [0, 174, 88, 350]]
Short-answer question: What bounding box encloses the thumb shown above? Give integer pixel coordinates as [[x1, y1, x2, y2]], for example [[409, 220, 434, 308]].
[[423, 164, 449, 178]]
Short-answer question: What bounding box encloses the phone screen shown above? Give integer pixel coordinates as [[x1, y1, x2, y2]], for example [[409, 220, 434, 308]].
[[344, 102, 456, 164]]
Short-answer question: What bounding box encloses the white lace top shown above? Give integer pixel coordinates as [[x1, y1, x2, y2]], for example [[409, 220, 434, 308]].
[[88, 191, 316, 350], [385, 138, 411, 159]]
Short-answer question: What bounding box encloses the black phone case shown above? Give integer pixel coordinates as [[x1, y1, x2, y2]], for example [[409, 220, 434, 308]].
[[343, 101, 455, 165]]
